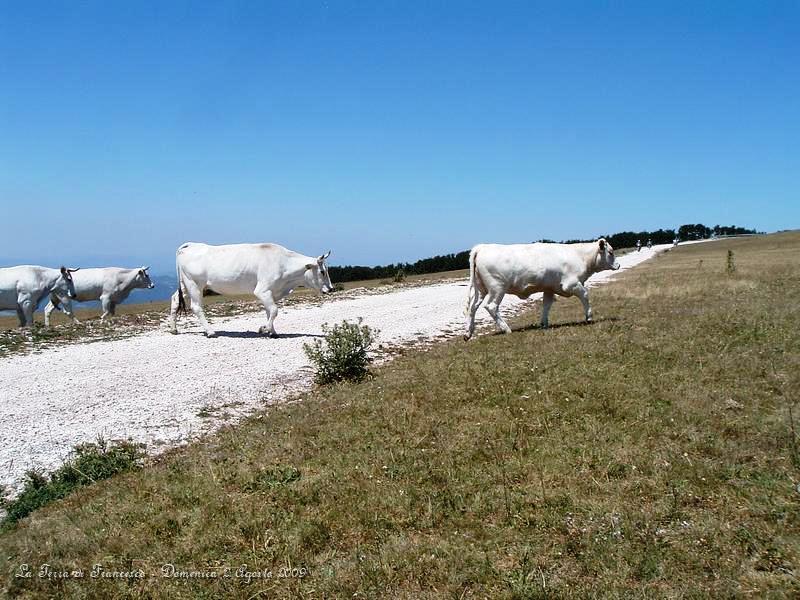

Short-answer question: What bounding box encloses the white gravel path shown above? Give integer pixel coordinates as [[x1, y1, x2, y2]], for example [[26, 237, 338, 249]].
[[0, 245, 668, 495]]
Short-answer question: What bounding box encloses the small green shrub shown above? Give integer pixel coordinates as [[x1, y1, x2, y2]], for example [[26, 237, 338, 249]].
[[303, 319, 378, 384], [244, 466, 301, 492], [394, 269, 406, 283], [1, 437, 145, 527], [727, 249, 736, 274]]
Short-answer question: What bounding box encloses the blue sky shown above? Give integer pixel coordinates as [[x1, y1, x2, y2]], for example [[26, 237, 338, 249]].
[[1, 1, 797, 272]]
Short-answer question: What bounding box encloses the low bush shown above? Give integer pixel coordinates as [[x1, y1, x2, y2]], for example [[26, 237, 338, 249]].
[[303, 319, 377, 384]]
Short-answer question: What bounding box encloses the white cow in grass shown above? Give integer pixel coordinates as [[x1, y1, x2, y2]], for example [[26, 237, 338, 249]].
[[465, 239, 620, 339], [0, 266, 78, 327], [44, 267, 155, 326], [168, 242, 334, 337]]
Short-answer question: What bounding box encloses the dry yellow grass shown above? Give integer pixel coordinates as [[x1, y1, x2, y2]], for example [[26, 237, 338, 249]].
[[1, 233, 798, 597]]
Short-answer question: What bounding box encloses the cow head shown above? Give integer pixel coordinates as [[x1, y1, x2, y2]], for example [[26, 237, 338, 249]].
[[304, 250, 334, 294], [57, 266, 79, 299], [135, 266, 155, 289], [596, 239, 620, 271]]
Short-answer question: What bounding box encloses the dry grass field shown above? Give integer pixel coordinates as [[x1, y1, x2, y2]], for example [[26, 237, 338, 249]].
[[1, 233, 798, 598]]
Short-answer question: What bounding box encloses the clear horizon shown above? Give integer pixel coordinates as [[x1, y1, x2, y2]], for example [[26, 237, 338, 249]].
[[2, 2, 798, 273]]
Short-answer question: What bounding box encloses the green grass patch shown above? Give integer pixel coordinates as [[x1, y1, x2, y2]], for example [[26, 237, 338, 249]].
[[1, 438, 145, 528]]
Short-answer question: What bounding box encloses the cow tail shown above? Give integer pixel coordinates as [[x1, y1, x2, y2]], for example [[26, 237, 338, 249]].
[[464, 246, 480, 315], [176, 260, 187, 316]]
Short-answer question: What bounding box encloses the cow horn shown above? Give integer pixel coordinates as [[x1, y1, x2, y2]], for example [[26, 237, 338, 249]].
[[67, 267, 80, 272], [322, 250, 331, 260], [142, 266, 150, 272]]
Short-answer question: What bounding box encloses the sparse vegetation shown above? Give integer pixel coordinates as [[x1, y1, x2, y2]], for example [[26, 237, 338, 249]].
[[0, 233, 798, 597], [1, 438, 145, 528], [303, 319, 377, 384]]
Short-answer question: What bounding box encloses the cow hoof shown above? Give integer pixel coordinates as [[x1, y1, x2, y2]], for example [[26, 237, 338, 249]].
[[168, 329, 178, 335], [463, 334, 472, 341], [205, 331, 217, 338]]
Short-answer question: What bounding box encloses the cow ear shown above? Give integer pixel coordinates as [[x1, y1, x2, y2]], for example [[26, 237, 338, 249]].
[[60, 266, 67, 275], [598, 239, 606, 251], [305, 263, 315, 271]]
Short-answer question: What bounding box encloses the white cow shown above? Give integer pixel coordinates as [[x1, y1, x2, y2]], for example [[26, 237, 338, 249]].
[[44, 267, 155, 327], [0, 266, 78, 327], [167, 242, 334, 337], [464, 239, 620, 339]]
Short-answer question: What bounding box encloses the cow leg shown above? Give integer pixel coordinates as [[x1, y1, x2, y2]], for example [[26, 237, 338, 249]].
[[167, 290, 181, 334], [255, 289, 279, 337], [186, 284, 216, 337], [20, 299, 35, 328], [568, 282, 593, 323], [464, 290, 483, 340], [100, 297, 112, 322], [483, 291, 512, 334], [51, 296, 80, 326], [44, 300, 55, 328], [541, 292, 555, 328], [65, 301, 82, 325], [16, 306, 26, 327], [186, 286, 212, 337]]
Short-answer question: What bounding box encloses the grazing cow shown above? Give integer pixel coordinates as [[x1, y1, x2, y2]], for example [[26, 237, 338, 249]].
[[44, 267, 155, 327], [0, 266, 78, 327], [167, 242, 334, 337], [464, 239, 620, 339]]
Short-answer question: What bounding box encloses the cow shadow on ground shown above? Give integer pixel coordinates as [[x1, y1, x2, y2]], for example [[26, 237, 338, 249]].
[[508, 316, 619, 334], [210, 331, 324, 339]]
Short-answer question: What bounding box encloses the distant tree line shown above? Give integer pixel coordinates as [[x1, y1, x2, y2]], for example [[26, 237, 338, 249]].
[[552, 223, 759, 250], [677, 223, 758, 240], [329, 251, 471, 283], [329, 223, 758, 283]]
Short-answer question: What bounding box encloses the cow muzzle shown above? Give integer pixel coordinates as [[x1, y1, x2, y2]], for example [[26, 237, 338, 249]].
[[612, 262, 621, 270]]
